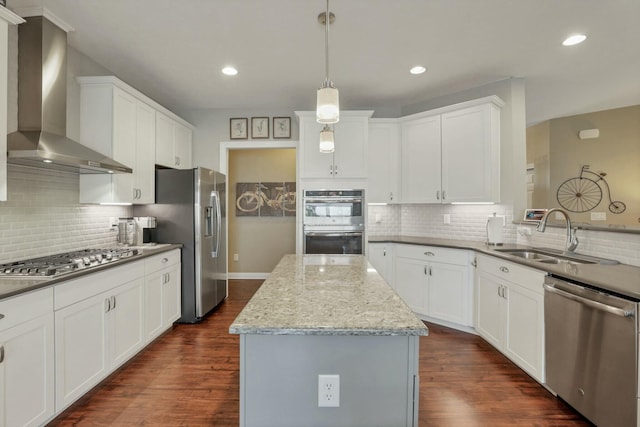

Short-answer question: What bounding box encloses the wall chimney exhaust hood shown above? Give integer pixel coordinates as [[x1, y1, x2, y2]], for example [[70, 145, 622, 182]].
[[7, 16, 132, 174]]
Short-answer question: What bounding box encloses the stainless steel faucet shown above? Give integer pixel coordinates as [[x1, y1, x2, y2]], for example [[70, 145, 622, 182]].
[[536, 208, 579, 252]]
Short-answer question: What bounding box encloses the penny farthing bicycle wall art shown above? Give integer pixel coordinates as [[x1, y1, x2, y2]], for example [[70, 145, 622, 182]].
[[556, 165, 626, 214]]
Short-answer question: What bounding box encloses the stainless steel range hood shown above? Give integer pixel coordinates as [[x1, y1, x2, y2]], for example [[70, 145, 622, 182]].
[[7, 16, 132, 174]]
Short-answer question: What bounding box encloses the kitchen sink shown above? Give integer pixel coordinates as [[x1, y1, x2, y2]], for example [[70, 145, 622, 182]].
[[495, 248, 601, 265]]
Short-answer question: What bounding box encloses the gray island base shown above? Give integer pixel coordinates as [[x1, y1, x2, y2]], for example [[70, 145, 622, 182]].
[[230, 254, 428, 427]]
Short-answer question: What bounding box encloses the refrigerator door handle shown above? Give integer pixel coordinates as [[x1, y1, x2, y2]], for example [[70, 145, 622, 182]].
[[211, 190, 221, 258]]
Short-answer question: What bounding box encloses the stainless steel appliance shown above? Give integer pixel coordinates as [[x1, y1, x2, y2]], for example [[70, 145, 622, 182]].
[[544, 275, 638, 427], [134, 167, 227, 323], [0, 248, 139, 278], [7, 16, 131, 174], [303, 189, 364, 254], [133, 216, 157, 245]]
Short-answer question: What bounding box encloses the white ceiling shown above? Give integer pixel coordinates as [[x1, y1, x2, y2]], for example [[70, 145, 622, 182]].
[[10, 0, 640, 124]]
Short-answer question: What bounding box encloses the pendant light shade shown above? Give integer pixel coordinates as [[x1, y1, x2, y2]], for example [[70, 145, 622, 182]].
[[316, 0, 339, 126], [319, 125, 335, 153], [317, 84, 339, 124]]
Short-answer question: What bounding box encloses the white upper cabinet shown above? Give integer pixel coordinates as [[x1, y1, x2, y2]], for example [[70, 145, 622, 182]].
[[400, 96, 503, 204], [368, 120, 400, 203], [155, 111, 192, 170], [0, 9, 24, 202], [296, 111, 372, 179]]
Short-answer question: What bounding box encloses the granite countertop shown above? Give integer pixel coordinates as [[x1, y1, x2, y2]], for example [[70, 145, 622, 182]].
[[229, 254, 429, 336], [0, 244, 182, 300], [369, 235, 640, 300]]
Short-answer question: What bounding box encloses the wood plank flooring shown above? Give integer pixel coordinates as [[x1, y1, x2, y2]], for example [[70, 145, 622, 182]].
[[48, 279, 591, 426]]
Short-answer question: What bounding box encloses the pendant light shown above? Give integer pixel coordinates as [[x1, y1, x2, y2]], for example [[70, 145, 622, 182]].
[[316, 0, 339, 125], [319, 125, 335, 153]]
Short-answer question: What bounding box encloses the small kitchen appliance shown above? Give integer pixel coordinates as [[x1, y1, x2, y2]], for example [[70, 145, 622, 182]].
[[486, 213, 504, 245], [134, 216, 157, 246]]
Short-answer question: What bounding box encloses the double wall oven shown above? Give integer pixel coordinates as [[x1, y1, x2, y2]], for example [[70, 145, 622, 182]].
[[303, 190, 364, 255]]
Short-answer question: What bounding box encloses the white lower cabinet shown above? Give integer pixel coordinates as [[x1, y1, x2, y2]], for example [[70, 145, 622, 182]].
[[393, 244, 473, 328], [367, 243, 394, 287], [54, 277, 145, 411], [144, 250, 182, 341], [0, 289, 54, 427], [475, 254, 545, 383]]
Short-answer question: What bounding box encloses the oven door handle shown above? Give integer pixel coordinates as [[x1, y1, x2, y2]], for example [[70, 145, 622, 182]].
[[304, 198, 362, 203], [543, 283, 635, 318], [305, 232, 363, 237]]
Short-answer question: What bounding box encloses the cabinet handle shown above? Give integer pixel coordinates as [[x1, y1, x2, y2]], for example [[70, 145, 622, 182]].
[[436, 191, 440, 200], [428, 266, 432, 276], [111, 295, 116, 310], [105, 298, 111, 313], [0, 313, 4, 320], [389, 192, 393, 201], [424, 266, 428, 275], [424, 251, 435, 257], [0, 346, 4, 364], [163, 273, 169, 284], [334, 164, 338, 175], [502, 286, 508, 299], [471, 259, 477, 268], [383, 249, 386, 256], [442, 190, 446, 201], [162, 257, 169, 264], [499, 266, 509, 273]]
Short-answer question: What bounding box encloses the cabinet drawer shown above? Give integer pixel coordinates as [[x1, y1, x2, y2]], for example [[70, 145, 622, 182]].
[[395, 244, 470, 265], [54, 261, 145, 310], [476, 254, 546, 294], [144, 249, 181, 273], [0, 288, 53, 331]]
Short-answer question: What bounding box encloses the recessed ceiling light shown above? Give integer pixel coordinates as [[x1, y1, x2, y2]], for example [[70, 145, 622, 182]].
[[562, 34, 587, 46], [222, 66, 238, 76], [410, 65, 427, 75]]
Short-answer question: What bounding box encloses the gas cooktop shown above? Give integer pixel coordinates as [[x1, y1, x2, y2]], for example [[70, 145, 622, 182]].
[[0, 248, 139, 278]]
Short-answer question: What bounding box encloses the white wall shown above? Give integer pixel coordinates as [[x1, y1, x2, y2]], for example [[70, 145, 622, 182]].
[[181, 108, 301, 171]]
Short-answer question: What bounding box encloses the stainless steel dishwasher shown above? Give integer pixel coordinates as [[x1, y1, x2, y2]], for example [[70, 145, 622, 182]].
[[544, 275, 638, 427]]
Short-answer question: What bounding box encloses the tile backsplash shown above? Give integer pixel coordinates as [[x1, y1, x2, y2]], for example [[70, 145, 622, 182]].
[[0, 166, 131, 263], [367, 203, 640, 267]]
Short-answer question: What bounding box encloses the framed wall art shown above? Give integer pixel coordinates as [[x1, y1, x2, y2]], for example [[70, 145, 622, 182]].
[[230, 118, 248, 139], [251, 117, 269, 139], [273, 117, 291, 139]]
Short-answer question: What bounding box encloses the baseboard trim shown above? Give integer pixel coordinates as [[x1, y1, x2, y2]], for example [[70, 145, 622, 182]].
[[228, 272, 270, 280]]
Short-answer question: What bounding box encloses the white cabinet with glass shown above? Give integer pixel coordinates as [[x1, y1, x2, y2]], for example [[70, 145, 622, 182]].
[[296, 111, 373, 179], [368, 120, 400, 203], [400, 96, 503, 204], [0, 288, 54, 427]]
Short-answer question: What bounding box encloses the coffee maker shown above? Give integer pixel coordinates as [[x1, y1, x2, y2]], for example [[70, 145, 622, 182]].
[[133, 217, 157, 246]]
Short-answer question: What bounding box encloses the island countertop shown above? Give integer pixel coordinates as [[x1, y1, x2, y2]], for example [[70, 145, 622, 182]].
[[229, 254, 429, 336]]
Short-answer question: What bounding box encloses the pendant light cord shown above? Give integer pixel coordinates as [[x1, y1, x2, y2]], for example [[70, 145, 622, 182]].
[[325, 0, 330, 85]]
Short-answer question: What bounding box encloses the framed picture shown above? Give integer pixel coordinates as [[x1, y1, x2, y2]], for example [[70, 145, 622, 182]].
[[230, 118, 248, 139], [273, 117, 291, 139], [251, 117, 270, 139]]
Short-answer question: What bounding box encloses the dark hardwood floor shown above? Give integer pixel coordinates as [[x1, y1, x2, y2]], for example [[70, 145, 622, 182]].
[[49, 279, 590, 426]]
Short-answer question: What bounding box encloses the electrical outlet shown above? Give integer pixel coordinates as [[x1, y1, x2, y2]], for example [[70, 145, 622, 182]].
[[318, 374, 340, 407], [233, 253, 239, 262], [443, 214, 451, 224], [591, 212, 606, 221]]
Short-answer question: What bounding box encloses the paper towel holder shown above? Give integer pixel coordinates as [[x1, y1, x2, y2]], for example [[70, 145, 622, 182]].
[[486, 213, 505, 246]]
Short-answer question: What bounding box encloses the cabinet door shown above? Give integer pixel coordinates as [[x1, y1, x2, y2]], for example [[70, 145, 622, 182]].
[[55, 293, 109, 411], [394, 257, 428, 314], [111, 88, 137, 202], [333, 117, 368, 179], [109, 278, 145, 370], [300, 118, 333, 178], [135, 101, 156, 203], [155, 111, 175, 168], [475, 270, 503, 349], [368, 122, 400, 203], [174, 124, 192, 169], [428, 261, 471, 326], [441, 104, 499, 203], [144, 269, 164, 341], [401, 116, 441, 203], [163, 264, 182, 325], [368, 243, 392, 286], [0, 314, 54, 427], [503, 283, 545, 382]]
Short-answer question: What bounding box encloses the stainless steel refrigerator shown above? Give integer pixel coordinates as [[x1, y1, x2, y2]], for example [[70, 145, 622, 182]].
[[134, 167, 227, 323]]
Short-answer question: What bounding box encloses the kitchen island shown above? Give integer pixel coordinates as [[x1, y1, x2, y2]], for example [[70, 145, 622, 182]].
[[229, 254, 428, 427]]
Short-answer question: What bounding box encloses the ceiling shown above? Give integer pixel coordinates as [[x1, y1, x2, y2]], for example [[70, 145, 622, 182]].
[[9, 0, 640, 124]]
